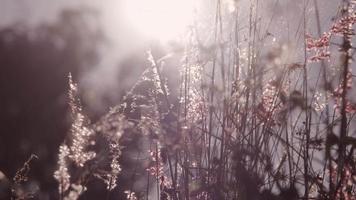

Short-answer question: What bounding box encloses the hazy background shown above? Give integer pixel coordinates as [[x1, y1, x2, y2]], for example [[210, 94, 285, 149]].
[[0, 1, 153, 199]]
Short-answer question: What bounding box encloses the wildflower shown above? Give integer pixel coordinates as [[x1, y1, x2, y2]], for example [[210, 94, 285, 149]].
[[306, 8, 356, 62], [67, 74, 96, 167], [101, 142, 122, 190], [54, 145, 71, 195], [330, 163, 356, 199], [306, 33, 331, 62], [258, 80, 286, 122], [312, 91, 327, 112], [332, 70, 356, 113], [147, 149, 164, 177]]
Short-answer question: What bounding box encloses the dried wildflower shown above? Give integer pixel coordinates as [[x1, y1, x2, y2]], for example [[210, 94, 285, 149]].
[[306, 33, 331, 62], [330, 163, 356, 200], [180, 63, 208, 129], [55, 75, 124, 199], [138, 102, 161, 137], [93, 108, 130, 190], [95, 107, 132, 139], [331, 15, 356, 38], [306, 7, 356, 62], [258, 80, 285, 124], [147, 50, 165, 95], [54, 144, 71, 195], [12, 154, 39, 200], [332, 70, 356, 113], [147, 149, 164, 177], [312, 91, 327, 112], [13, 154, 38, 185], [306, 33, 331, 50], [309, 51, 331, 62], [68, 121, 96, 167], [100, 142, 122, 190], [160, 176, 176, 200], [262, 81, 280, 112], [67, 74, 96, 167]]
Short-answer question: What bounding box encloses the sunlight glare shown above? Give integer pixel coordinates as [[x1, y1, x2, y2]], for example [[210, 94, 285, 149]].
[[123, 0, 197, 41]]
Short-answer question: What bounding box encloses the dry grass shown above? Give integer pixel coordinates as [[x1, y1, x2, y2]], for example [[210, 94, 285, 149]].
[[47, 0, 356, 199]]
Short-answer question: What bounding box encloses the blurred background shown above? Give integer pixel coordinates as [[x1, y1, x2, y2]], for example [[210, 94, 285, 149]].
[[0, 0, 339, 199], [0, 1, 155, 199]]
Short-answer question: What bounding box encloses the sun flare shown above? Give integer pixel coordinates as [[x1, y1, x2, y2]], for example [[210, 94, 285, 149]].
[[123, 0, 197, 41]]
